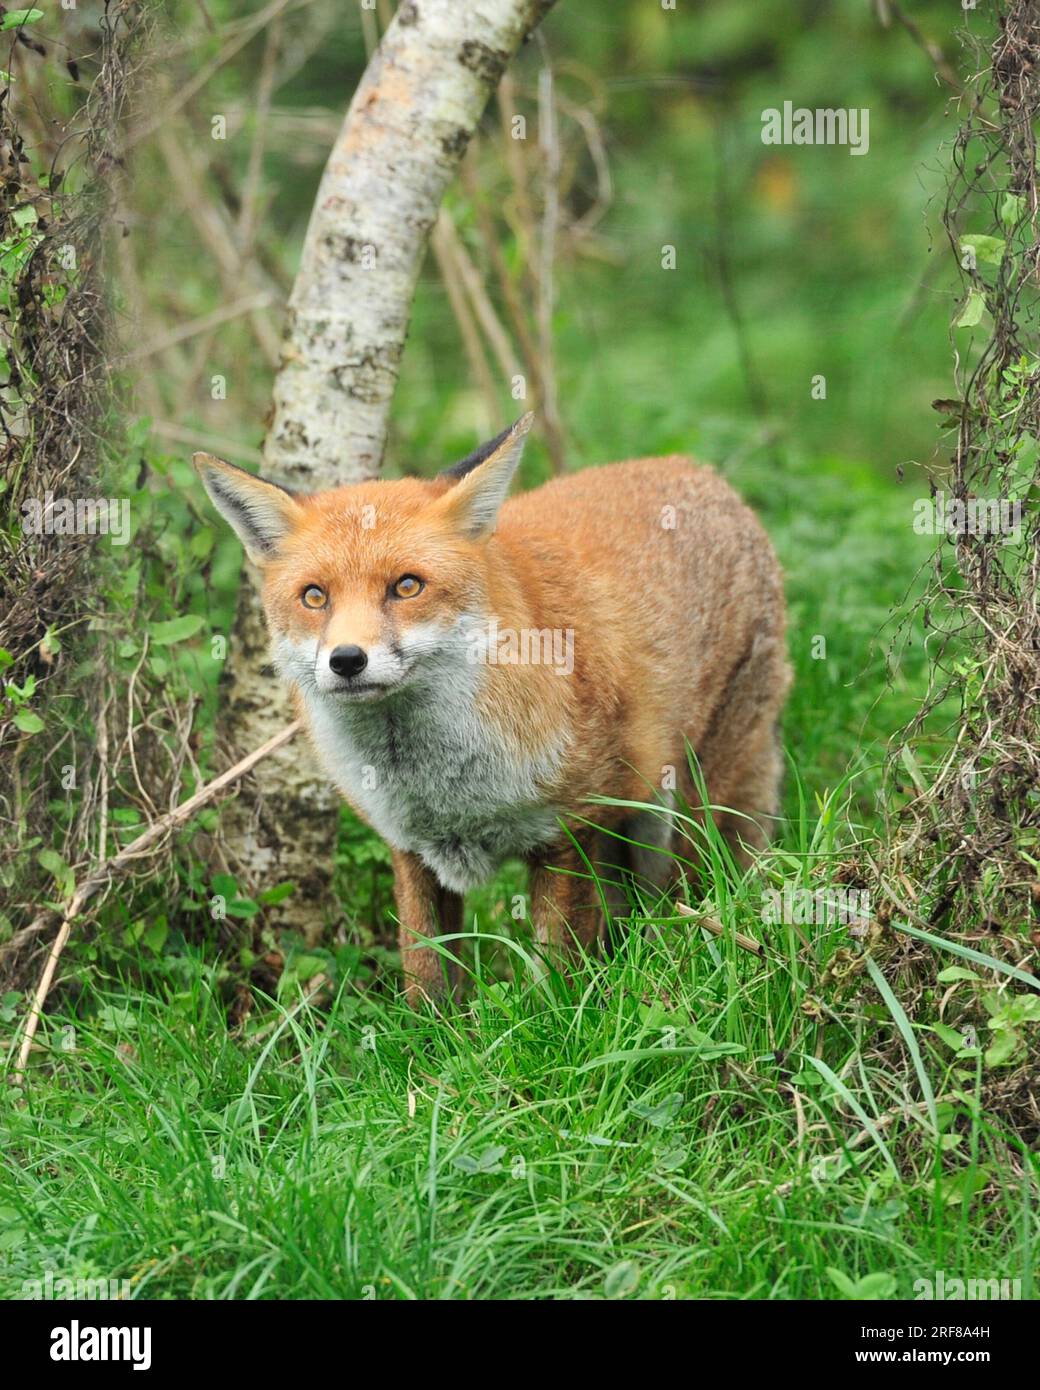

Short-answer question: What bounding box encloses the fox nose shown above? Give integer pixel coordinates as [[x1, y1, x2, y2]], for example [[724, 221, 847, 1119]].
[[328, 644, 368, 679]]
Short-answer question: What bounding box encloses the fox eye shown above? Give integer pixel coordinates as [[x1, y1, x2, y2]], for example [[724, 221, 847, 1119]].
[[301, 585, 327, 610], [392, 574, 424, 599]]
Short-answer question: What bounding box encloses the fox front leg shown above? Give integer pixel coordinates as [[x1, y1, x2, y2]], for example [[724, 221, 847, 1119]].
[[391, 850, 463, 1006]]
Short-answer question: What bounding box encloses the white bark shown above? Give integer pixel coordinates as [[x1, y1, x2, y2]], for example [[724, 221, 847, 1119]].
[[221, 0, 557, 939], [265, 0, 556, 487]]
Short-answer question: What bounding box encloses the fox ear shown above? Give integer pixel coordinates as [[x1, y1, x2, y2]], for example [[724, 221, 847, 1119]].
[[433, 413, 534, 539], [193, 453, 301, 564]]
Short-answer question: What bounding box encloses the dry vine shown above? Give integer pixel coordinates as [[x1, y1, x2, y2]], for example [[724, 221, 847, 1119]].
[[877, 0, 1040, 1134], [0, 3, 154, 985]]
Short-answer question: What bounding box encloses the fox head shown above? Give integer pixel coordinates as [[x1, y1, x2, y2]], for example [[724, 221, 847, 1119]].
[[194, 414, 533, 703]]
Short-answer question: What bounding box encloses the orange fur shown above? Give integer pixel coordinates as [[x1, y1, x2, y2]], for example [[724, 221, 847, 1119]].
[[195, 421, 790, 1004]]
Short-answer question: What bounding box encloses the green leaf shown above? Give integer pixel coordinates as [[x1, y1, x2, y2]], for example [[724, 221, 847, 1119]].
[[931, 1022, 977, 1054], [13, 709, 43, 734], [937, 1167, 988, 1206], [984, 1030, 1020, 1067], [0, 10, 44, 30], [452, 1144, 506, 1175], [148, 614, 205, 646], [804, 1056, 899, 1175], [960, 234, 1005, 266], [856, 1272, 898, 1300], [1000, 192, 1024, 228], [892, 920, 1040, 992], [142, 917, 168, 953], [826, 1267, 858, 1298], [225, 897, 260, 919], [258, 881, 295, 906], [189, 527, 215, 559], [865, 956, 937, 1134], [629, 1091, 683, 1128], [282, 953, 327, 983], [937, 966, 980, 984], [956, 288, 986, 328], [37, 849, 65, 877], [604, 1260, 641, 1299]]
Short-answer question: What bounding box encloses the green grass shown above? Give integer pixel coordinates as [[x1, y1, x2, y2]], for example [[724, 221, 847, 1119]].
[[3, 763, 1037, 1301], [6, 445, 1035, 1302], [5, 0, 1033, 1301]]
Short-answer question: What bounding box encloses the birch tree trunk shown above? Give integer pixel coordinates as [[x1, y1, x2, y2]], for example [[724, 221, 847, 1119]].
[[220, 0, 557, 943]]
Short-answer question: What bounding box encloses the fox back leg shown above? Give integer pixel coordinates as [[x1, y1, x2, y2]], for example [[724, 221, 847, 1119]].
[[685, 627, 790, 868]]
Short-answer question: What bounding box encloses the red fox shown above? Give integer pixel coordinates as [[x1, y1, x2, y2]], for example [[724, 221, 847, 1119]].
[[195, 414, 790, 1002]]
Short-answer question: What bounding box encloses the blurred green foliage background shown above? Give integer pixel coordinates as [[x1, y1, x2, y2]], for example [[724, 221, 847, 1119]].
[[131, 0, 960, 472], [109, 0, 966, 825]]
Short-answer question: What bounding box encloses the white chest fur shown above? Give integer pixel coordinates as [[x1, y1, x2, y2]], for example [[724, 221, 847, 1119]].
[[304, 664, 566, 893]]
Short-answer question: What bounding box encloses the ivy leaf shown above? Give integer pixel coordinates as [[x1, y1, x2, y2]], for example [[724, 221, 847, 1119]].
[[13, 709, 44, 734]]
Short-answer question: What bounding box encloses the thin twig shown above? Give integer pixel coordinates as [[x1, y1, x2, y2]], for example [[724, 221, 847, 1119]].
[[437, 208, 520, 385], [535, 43, 567, 473], [237, 13, 283, 255], [9, 721, 302, 1086], [431, 212, 500, 430], [149, 421, 263, 464], [673, 901, 765, 956], [128, 291, 276, 362]]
